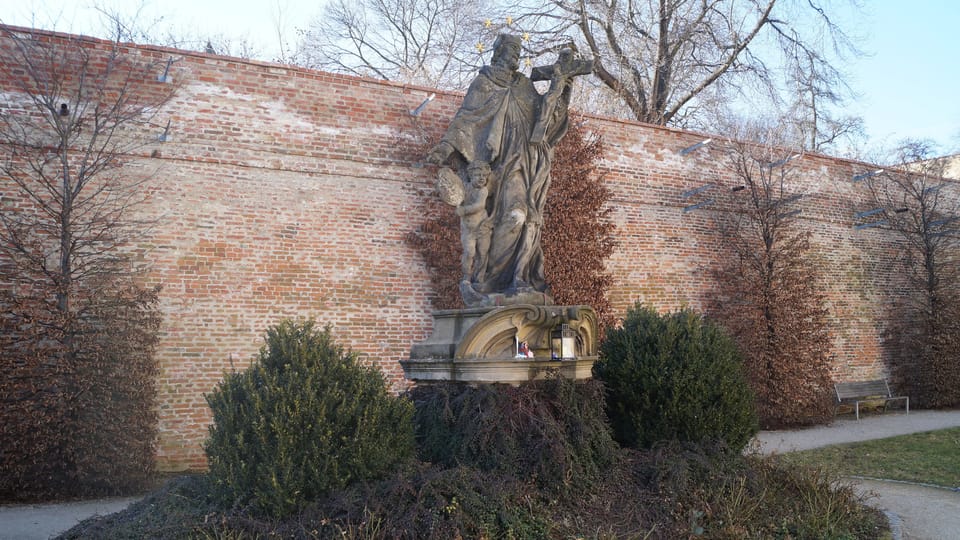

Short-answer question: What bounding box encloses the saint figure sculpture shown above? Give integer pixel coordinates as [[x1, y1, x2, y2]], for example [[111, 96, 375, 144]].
[[427, 34, 592, 307]]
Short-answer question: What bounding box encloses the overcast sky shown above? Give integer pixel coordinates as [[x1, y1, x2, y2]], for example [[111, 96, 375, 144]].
[[1, 0, 958, 157]]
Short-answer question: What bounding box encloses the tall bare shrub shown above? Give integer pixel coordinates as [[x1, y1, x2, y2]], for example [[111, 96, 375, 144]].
[[707, 130, 833, 428], [864, 141, 960, 408], [0, 26, 175, 499]]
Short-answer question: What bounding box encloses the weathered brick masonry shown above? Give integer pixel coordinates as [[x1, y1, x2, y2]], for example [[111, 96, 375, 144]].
[[1, 27, 911, 470]]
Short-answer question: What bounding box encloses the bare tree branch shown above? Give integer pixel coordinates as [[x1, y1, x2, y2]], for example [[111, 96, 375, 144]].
[[508, 0, 861, 148], [0, 25, 177, 315], [298, 0, 496, 89]]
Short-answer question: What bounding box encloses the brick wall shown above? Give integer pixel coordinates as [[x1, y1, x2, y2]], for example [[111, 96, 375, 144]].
[[0, 27, 913, 471]]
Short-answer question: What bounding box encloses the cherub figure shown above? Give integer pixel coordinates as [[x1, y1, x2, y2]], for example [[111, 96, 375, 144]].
[[457, 160, 493, 290]]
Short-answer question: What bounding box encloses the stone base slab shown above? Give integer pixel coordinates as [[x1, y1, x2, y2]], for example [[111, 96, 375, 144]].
[[401, 356, 596, 384]]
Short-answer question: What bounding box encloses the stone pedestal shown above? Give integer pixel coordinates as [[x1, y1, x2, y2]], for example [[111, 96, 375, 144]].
[[403, 304, 598, 384]]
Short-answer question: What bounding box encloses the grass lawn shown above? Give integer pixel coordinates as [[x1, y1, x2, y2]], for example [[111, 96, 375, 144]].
[[776, 427, 960, 489]]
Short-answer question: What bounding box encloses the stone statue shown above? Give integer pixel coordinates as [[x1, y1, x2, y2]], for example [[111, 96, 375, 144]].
[[427, 34, 592, 307]]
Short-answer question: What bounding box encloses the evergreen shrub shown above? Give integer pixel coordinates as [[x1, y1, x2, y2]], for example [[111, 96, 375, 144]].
[[594, 304, 758, 451], [412, 376, 618, 491], [298, 464, 549, 540], [204, 320, 415, 518]]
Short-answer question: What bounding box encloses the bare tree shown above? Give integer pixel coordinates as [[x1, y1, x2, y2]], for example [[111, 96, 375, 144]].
[[79, 1, 267, 60], [504, 0, 861, 134], [705, 121, 834, 428], [862, 140, 960, 408], [298, 0, 496, 88], [0, 24, 175, 498], [0, 25, 176, 320], [303, 0, 863, 149], [96, 4, 264, 60], [780, 36, 864, 154]]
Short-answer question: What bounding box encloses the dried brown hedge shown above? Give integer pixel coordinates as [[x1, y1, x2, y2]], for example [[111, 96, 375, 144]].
[[711, 230, 834, 428], [887, 298, 960, 408], [0, 281, 161, 501]]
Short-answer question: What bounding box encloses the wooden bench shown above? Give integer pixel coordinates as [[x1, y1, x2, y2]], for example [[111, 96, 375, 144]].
[[834, 379, 909, 420]]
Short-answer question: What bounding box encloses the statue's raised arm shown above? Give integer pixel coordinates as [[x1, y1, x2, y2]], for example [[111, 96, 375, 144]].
[[530, 45, 593, 144]]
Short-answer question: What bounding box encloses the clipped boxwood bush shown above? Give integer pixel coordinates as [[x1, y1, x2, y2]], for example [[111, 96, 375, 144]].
[[594, 304, 758, 451], [204, 320, 415, 518]]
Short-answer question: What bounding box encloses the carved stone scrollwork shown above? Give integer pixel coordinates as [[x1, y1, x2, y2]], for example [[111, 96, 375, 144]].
[[403, 304, 599, 384], [455, 304, 596, 360]]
